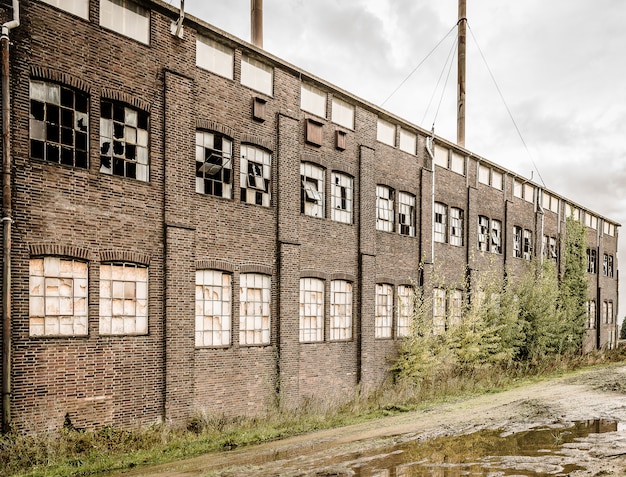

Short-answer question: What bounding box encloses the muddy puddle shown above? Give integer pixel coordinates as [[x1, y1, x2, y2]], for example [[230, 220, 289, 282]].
[[342, 419, 617, 476]]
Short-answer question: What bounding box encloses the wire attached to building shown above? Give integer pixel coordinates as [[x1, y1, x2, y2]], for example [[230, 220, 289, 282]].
[[423, 35, 458, 132], [467, 23, 546, 188], [380, 23, 457, 108]]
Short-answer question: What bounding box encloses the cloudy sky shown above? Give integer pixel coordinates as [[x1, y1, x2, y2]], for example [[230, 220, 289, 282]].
[[178, 0, 626, 309]]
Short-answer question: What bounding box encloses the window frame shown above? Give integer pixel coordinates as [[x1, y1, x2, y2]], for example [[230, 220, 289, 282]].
[[434, 202, 447, 243], [301, 83, 327, 118], [376, 185, 394, 232], [300, 162, 325, 218], [331, 97, 354, 130], [478, 215, 489, 251], [523, 229, 533, 260], [376, 119, 395, 146], [397, 192, 416, 237], [491, 219, 502, 254], [331, 172, 353, 224], [99, 0, 150, 45], [239, 273, 271, 346], [587, 248, 597, 274], [375, 283, 393, 339], [396, 285, 413, 337], [240, 144, 271, 206], [330, 280, 352, 341], [299, 278, 324, 343], [196, 130, 233, 198], [99, 262, 148, 336], [432, 288, 446, 334], [100, 99, 149, 181], [29, 256, 89, 337], [29, 80, 89, 169], [449, 207, 464, 247], [513, 226, 523, 258], [240, 55, 273, 96], [195, 269, 232, 347], [196, 35, 234, 79], [399, 129, 416, 154], [41, 0, 89, 19]]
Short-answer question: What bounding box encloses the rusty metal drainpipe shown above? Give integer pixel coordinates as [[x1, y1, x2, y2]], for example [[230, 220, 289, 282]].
[[2, 0, 20, 434]]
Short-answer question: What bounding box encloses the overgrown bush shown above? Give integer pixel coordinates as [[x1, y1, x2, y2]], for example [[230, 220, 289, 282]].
[[395, 216, 591, 386]]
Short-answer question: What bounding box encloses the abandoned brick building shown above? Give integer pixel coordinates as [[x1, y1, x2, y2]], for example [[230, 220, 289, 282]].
[[0, 0, 619, 432]]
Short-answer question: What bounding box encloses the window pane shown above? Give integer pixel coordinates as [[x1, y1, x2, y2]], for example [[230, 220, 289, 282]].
[[41, 0, 89, 19], [376, 119, 395, 146], [100, 0, 150, 44], [399, 129, 416, 154], [196, 36, 234, 79], [331, 97, 354, 130], [241, 56, 273, 96], [301, 83, 326, 118], [99, 263, 148, 335]]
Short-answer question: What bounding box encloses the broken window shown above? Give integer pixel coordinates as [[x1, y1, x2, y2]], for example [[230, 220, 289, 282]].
[[586, 300, 596, 329], [301, 83, 326, 118], [299, 278, 324, 342], [41, 0, 89, 19], [240, 144, 271, 206], [449, 207, 464, 246], [432, 288, 446, 335], [448, 289, 463, 327], [397, 192, 416, 237], [376, 119, 395, 146], [196, 130, 233, 198], [196, 35, 234, 79], [301, 162, 325, 218], [513, 226, 522, 258], [331, 172, 353, 224], [331, 97, 354, 130], [195, 270, 231, 347], [330, 280, 352, 341], [100, 100, 149, 181], [99, 262, 148, 335], [543, 235, 558, 261], [587, 248, 597, 274], [29, 257, 88, 337], [523, 229, 533, 260], [603, 253, 614, 277], [491, 220, 502, 254], [241, 55, 273, 96], [239, 273, 271, 345], [100, 0, 150, 44], [376, 185, 394, 232], [434, 202, 447, 243], [29, 80, 89, 168], [375, 284, 393, 339], [396, 285, 414, 338], [478, 215, 489, 252]]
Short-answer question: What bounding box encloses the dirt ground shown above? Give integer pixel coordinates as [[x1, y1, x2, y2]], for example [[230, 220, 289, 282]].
[[115, 363, 626, 476]]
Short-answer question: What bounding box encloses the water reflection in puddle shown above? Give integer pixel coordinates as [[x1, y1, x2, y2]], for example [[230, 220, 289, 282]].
[[350, 420, 617, 476]]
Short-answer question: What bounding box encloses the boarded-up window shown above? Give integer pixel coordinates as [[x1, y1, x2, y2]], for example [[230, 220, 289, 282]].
[[29, 257, 88, 337], [399, 129, 416, 154], [305, 118, 323, 146]]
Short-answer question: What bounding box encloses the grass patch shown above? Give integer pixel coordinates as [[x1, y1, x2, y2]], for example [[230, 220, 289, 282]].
[[2, 348, 625, 477]]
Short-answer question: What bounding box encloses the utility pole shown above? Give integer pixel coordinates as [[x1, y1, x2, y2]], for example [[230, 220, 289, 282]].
[[457, 0, 466, 147]]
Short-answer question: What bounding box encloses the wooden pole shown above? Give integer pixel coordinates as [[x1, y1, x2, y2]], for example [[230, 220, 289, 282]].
[[457, 0, 466, 147]]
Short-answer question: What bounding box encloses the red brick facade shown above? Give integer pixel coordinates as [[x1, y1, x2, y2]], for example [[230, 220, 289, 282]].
[[0, 0, 618, 432]]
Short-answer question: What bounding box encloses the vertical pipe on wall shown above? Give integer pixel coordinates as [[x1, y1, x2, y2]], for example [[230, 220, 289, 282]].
[[457, 0, 466, 147], [1, 0, 19, 433]]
